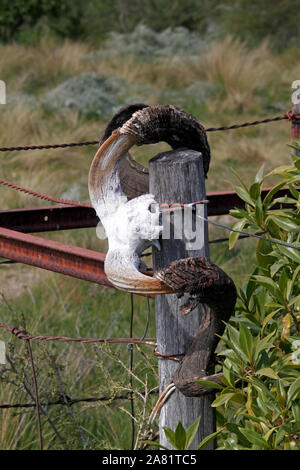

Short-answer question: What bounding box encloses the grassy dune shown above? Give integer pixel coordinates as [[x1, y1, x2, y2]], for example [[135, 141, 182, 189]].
[[0, 34, 298, 449]]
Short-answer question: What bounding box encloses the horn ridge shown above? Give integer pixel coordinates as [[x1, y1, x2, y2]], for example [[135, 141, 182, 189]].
[[120, 104, 210, 177]]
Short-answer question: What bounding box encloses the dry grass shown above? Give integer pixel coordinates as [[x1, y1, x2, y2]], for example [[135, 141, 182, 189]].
[[0, 106, 103, 210], [197, 37, 274, 112], [0, 39, 90, 93]]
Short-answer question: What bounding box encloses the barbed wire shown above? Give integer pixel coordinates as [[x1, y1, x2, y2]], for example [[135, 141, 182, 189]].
[[0, 140, 99, 153], [196, 214, 300, 251], [0, 109, 298, 210], [0, 322, 156, 346], [0, 177, 209, 208], [0, 389, 159, 410], [0, 110, 299, 154], [0, 177, 91, 207]]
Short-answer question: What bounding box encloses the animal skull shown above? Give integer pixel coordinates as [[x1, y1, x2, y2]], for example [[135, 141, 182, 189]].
[[88, 105, 210, 294]]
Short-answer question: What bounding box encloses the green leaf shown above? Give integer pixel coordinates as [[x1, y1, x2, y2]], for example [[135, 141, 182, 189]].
[[238, 428, 270, 449], [253, 330, 276, 363], [277, 244, 300, 264], [292, 401, 300, 423], [239, 412, 269, 425], [239, 323, 253, 362], [196, 379, 224, 390], [290, 264, 300, 294], [229, 218, 247, 250], [266, 165, 296, 177], [222, 362, 235, 387], [261, 309, 281, 332], [235, 186, 255, 207], [287, 376, 300, 406], [270, 196, 297, 206], [229, 208, 249, 219], [252, 275, 279, 297], [288, 184, 299, 200], [270, 259, 289, 278], [257, 393, 270, 416], [185, 416, 201, 449], [174, 421, 187, 449], [278, 269, 289, 298], [226, 423, 251, 447], [256, 238, 277, 269], [266, 215, 300, 232], [250, 377, 281, 408], [197, 427, 225, 450], [249, 182, 261, 200], [163, 427, 176, 448], [226, 324, 249, 363], [285, 175, 300, 185], [255, 196, 263, 225], [255, 164, 265, 184], [256, 367, 279, 380], [246, 267, 259, 301], [264, 427, 276, 442], [263, 181, 287, 208], [274, 426, 286, 447], [211, 392, 237, 407]]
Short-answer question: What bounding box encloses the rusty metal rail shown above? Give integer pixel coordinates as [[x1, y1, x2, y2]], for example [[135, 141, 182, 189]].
[[0, 204, 98, 233], [0, 226, 155, 297], [0, 186, 292, 295], [0, 187, 292, 234], [0, 226, 112, 287]]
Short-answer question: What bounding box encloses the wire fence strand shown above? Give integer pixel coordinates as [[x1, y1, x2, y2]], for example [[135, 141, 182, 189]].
[[0, 110, 298, 154], [0, 322, 156, 346]]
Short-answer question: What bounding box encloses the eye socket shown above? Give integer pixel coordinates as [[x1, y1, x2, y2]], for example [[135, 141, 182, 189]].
[[147, 202, 159, 213]]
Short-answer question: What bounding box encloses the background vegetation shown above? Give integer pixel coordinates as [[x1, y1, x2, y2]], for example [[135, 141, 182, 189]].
[[0, 0, 299, 450], [0, 0, 299, 50]]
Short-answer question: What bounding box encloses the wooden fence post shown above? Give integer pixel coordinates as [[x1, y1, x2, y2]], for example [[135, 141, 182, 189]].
[[149, 148, 215, 450], [292, 81, 300, 157]]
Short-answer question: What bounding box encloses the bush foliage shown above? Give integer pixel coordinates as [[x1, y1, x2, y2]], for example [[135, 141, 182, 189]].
[[159, 142, 300, 450], [210, 142, 300, 450], [0, 0, 299, 50]]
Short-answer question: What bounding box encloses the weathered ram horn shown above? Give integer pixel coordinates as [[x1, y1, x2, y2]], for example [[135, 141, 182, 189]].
[[98, 103, 210, 200], [99, 103, 150, 201], [88, 105, 210, 294]]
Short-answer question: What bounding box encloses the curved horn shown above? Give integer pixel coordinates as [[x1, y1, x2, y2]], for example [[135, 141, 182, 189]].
[[98, 103, 210, 200], [98, 103, 150, 201], [88, 105, 209, 294], [88, 126, 172, 294]]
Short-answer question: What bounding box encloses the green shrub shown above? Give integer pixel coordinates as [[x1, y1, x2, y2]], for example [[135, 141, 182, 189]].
[[212, 141, 300, 450], [0, 0, 66, 42]]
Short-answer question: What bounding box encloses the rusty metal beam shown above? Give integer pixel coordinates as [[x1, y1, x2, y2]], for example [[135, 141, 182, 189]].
[[0, 226, 112, 287], [0, 186, 292, 294], [0, 187, 292, 234], [0, 227, 154, 297], [0, 204, 98, 233]]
